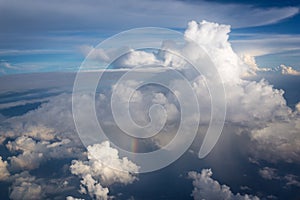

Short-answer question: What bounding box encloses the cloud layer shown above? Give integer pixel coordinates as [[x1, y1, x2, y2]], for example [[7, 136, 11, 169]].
[[0, 18, 300, 199]]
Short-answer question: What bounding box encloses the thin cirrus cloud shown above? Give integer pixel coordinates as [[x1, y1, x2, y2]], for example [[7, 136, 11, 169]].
[[231, 34, 300, 56], [0, 0, 298, 33]]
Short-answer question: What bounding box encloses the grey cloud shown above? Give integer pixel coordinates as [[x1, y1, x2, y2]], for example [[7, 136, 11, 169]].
[[0, 156, 10, 181], [259, 167, 280, 180]]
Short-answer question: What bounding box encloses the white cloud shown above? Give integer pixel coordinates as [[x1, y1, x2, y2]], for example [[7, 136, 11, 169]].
[[116, 50, 161, 68], [0, 156, 10, 181], [250, 116, 300, 163], [240, 54, 272, 75], [184, 20, 246, 83], [71, 141, 139, 186], [79, 174, 109, 200], [6, 134, 82, 172], [188, 169, 259, 200], [231, 34, 300, 57], [296, 102, 300, 113], [66, 196, 85, 200], [280, 64, 300, 75], [0, 60, 19, 70], [70, 141, 139, 199], [168, 21, 300, 163]]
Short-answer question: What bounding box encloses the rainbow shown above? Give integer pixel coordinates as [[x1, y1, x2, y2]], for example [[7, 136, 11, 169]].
[[131, 138, 139, 153]]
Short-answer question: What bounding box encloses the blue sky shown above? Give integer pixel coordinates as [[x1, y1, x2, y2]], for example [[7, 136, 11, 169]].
[[0, 0, 299, 75]]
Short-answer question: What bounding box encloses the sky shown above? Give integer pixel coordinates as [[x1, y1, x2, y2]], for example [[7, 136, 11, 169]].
[[0, 0, 300, 75], [1, 1, 300, 200]]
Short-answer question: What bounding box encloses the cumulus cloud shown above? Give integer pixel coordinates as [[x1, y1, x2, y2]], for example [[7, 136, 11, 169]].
[[70, 141, 139, 199], [284, 174, 300, 187], [78, 174, 109, 200], [258, 166, 300, 188], [188, 169, 259, 200], [6, 135, 78, 172], [9, 172, 43, 200], [259, 167, 280, 180], [240, 54, 272, 75], [66, 196, 85, 200], [116, 50, 161, 68], [8, 171, 76, 200], [280, 64, 300, 75], [0, 156, 10, 181], [250, 115, 300, 163], [184, 20, 246, 83]]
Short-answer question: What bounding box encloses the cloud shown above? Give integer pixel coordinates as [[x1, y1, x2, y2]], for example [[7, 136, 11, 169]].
[[5, 134, 80, 172], [0, 0, 298, 36], [79, 45, 110, 63], [250, 115, 300, 163], [162, 20, 300, 163], [231, 34, 300, 57], [280, 64, 300, 75], [78, 174, 109, 200], [0, 1, 298, 74], [284, 174, 300, 187], [0, 156, 10, 181], [8, 171, 77, 200], [70, 141, 139, 199], [188, 169, 259, 200], [1, 19, 300, 199], [116, 50, 161, 68], [184, 20, 247, 83], [80, 19, 300, 166], [240, 54, 272, 75], [258, 166, 300, 187], [259, 167, 280, 180], [9, 172, 43, 200], [66, 196, 85, 200], [0, 60, 19, 74], [0, 60, 19, 70]]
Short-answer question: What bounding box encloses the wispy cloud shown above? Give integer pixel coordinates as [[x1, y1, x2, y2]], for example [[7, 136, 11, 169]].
[[231, 33, 300, 56], [0, 0, 298, 33]]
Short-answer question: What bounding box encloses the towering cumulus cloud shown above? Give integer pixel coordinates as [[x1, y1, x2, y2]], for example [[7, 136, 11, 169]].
[[180, 20, 300, 163], [184, 20, 247, 82]]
